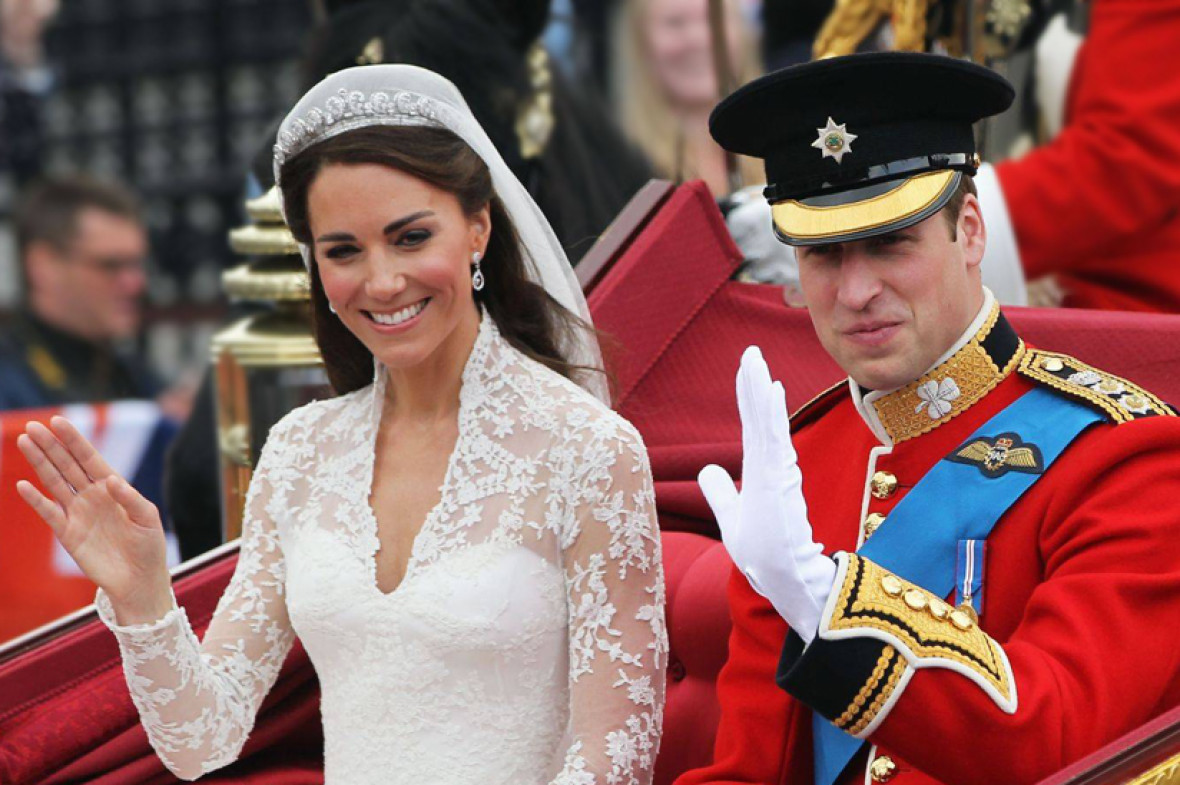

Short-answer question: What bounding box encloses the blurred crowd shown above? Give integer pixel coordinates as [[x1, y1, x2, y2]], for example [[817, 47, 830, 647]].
[[1, 0, 1178, 640]]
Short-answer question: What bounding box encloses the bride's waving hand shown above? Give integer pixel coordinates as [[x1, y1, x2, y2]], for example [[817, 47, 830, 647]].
[[16, 417, 172, 624]]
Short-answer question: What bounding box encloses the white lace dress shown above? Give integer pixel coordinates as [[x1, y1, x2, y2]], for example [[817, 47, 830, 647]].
[[96, 316, 667, 784]]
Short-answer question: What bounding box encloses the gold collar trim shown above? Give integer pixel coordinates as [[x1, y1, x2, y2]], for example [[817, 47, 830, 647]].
[[868, 303, 1025, 444]]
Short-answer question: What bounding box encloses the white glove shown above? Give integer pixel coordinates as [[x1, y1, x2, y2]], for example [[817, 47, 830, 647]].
[[698, 346, 836, 643]]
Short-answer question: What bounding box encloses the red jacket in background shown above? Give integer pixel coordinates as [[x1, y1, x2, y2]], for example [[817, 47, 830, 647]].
[[997, 0, 1180, 312]]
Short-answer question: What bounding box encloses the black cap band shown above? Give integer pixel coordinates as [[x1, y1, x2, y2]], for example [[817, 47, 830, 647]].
[[764, 152, 980, 203]]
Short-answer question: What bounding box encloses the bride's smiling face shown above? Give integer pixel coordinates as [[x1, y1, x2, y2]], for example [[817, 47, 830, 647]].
[[308, 162, 490, 371]]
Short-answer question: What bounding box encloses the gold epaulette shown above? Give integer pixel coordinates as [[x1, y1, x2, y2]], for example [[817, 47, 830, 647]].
[[1018, 349, 1176, 424]]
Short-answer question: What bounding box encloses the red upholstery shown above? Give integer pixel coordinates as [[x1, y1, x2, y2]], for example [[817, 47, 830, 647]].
[[0, 551, 323, 784], [3, 181, 1180, 783], [655, 533, 733, 785]]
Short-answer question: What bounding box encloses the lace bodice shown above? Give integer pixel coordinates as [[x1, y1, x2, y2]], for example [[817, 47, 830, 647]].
[[97, 316, 667, 784]]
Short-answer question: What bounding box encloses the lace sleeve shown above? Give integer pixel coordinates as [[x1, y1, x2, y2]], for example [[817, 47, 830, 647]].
[[95, 419, 299, 781], [553, 420, 668, 785]]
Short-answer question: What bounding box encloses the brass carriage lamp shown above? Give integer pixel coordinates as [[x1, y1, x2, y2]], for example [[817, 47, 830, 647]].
[[213, 187, 329, 540]]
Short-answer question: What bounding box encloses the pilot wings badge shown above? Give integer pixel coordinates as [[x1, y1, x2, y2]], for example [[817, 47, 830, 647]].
[[946, 432, 1045, 479]]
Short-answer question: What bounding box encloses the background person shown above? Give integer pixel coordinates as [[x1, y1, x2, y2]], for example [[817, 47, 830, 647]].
[[0, 175, 160, 409], [977, 0, 1180, 312], [614, 0, 763, 197]]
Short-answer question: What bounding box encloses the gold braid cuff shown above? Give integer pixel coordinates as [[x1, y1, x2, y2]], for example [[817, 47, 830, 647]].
[[820, 553, 1017, 720], [831, 644, 909, 737]]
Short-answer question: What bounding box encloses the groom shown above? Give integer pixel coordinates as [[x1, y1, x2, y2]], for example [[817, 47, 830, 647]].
[[676, 53, 1180, 785]]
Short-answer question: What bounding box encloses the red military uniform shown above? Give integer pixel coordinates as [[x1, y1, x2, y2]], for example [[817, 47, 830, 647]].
[[996, 0, 1180, 312], [675, 302, 1180, 785]]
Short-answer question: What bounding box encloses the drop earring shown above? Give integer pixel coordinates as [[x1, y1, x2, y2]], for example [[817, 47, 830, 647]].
[[471, 251, 485, 292]]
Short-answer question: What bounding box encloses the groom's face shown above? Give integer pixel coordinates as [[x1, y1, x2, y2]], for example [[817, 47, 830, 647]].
[[794, 196, 987, 391]]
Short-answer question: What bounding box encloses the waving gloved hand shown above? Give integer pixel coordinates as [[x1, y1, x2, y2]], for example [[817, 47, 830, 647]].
[[698, 346, 837, 643]]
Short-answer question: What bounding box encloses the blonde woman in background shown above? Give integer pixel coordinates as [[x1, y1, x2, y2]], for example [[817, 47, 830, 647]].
[[614, 0, 763, 197]]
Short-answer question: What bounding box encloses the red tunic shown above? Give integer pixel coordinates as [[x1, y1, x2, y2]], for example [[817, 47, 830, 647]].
[[675, 311, 1180, 785], [996, 0, 1180, 312]]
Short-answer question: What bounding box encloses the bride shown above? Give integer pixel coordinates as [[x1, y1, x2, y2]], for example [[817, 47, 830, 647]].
[[15, 65, 666, 785]]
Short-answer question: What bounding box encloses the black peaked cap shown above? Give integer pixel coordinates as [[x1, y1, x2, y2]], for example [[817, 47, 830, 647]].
[[710, 53, 1015, 203]]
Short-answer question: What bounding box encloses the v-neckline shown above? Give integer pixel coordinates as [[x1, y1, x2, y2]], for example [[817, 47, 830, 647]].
[[358, 314, 489, 599], [361, 433, 460, 598]]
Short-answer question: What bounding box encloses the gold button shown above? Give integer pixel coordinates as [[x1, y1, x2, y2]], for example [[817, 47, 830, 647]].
[[863, 513, 886, 539], [950, 609, 975, 630], [1097, 379, 1123, 395], [870, 755, 898, 782], [903, 589, 927, 611], [928, 598, 951, 620], [871, 471, 898, 500], [1121, 393, 1148, 410], [880, 574, 904, 596], [1041, 357, 1065, 373]]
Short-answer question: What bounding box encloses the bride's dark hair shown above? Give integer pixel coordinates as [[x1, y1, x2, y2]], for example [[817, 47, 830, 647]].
[[279, 124, 601, 397]]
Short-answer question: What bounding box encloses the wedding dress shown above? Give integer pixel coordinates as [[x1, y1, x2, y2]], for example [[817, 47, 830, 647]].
[[97, 316, 667, 784]]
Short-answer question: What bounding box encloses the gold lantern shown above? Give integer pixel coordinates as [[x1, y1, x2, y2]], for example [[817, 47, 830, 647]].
[[212, 188, 329, 540]]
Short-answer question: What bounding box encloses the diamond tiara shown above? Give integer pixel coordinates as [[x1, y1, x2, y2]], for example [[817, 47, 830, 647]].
[[273, 88, 444, 168]]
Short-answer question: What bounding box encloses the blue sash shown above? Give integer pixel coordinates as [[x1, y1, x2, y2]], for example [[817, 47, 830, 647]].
[[812, 387, 1103, 785]]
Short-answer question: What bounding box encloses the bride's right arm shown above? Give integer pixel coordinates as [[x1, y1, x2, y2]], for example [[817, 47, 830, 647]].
[[95, 424, 298, 781]]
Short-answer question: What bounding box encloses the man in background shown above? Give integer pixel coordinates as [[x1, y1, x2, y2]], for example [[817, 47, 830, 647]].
[[0, 175, 160, 409], [977, 0, 1180, 312]]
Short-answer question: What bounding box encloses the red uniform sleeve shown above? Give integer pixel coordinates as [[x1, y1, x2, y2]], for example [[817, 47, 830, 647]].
[[674, 566, 806, 785], [995, 0, 1180, 278], [778, 418, 1180, 785]]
